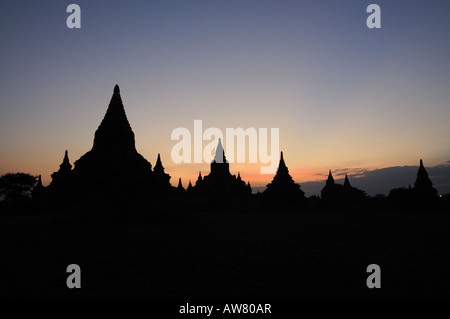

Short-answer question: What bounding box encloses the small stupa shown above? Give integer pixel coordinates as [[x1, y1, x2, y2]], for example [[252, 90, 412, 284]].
[[263, 151, 305, 202]]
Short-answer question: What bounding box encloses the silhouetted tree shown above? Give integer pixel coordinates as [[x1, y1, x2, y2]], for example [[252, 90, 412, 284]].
[[0, 173, 37, 202]]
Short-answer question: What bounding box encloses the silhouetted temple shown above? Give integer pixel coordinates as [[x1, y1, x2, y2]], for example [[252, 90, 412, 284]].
[[33, 85, 441, 208], [51, 150, 72, 184], [192, 138, 251, 199], [153, 153, 172, 195], [413, 159, 437, 201], [45, 85, 174, 200], [342, 174, 366, 202], [186, 181, 194, 195], [263, 152, 305, 202], [48, 150, 73, 197], [321, 171, 366, 202], [174, 178, 186, 197], [321, 170, 340, 201], [388, 159, 438, 205]]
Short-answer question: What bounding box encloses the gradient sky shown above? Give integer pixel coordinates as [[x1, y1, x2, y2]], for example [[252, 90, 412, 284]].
[[1, 0, 449, 191]]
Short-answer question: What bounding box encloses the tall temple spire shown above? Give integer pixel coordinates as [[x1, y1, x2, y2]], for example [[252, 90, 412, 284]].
[[68, 85, 156, 199], [277, 151, 288, 173], [92, 84, 136, 152], [59, 150, 72, 172], [153, 153, 171, 191], [263, 151, 305, 201], [177, 178, 184, 190], [36, 175, 43, 189], [326, 170, 334, 185], [343, 174, 351, 188], [154, 153, 164, 173], [49, 150, 73, 191], [414, 159, 435, 191], [213, 138, 226, 164]]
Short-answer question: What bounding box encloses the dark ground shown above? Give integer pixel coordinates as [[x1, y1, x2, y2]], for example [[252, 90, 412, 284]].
[[0, 203, 449, 299]]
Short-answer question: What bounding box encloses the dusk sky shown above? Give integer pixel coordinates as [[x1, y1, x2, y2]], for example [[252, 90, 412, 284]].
[[1, 0, 449, 192]]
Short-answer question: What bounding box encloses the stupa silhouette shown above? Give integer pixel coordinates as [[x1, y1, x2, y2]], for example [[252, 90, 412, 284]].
[[413, 159, 437, 201], [263, 151, 305, 202], [193, 138, 251, 199], [46, 85, 174, 200], [153, 153, 173, 195], [320, 171, 366, 202], [388, 159, 438, 206], [47, 150, 73, 198], [342, 174, 366, 202], [321, 170, 337, 200]]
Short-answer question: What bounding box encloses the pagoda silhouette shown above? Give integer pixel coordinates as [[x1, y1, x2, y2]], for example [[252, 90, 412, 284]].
[[192, 138, 251, 199], [320, 170, 366, 202], [413, 159, 438, 202], [48, 150, 73, 198], [388, 159, 438, 206], [263, 151, 305, 202], [320, 170, 340, 201], [46, 85, 173, 200], [342, 174, 366, 202]]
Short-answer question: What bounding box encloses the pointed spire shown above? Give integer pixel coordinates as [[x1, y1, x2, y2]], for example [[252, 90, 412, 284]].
[[277, 151, 288, 173], [214, 138, 226, 163], [59, 150, 72, 172], [154, 153, 164, 173], [326, 170, 334, 185], [36, 175, 43, 188], [415, 159, 433, 189], [417, 159, 429, 178], [344, 174, 351, 188], [177, 178, 184, 190], [237, 172, 242, 181], [195, 172, 203, 187], [197, 171, 202, 181], [92, 84, 136, 152]]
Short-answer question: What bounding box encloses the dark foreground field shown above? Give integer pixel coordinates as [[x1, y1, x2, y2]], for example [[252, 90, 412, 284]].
[[0, 205, 449, 299]]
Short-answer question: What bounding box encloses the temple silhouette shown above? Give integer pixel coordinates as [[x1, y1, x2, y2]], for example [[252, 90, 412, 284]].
[[321, 170, 366, 202], [43, 85, 173, 201], [190, 138, 252, 199], [414, 159, 438, 201], [262, 151, 305, 202], [39, 85, 253, 202], [388, 159, 438, 206], [28, 85, 441, 207]]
